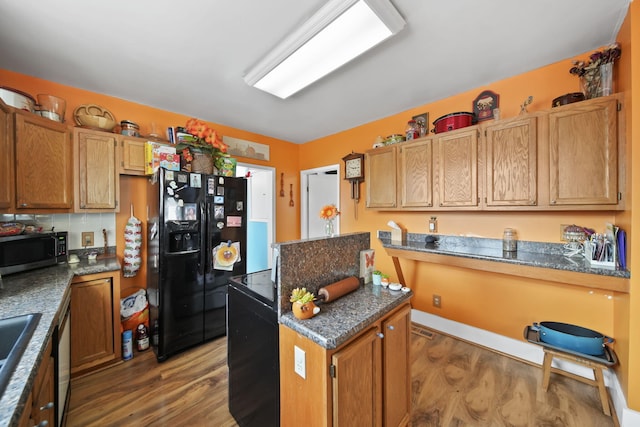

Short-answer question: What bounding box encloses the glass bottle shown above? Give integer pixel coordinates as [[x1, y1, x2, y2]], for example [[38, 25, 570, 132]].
[[503, 228, 518, 252], [405, 120, 420, 140]]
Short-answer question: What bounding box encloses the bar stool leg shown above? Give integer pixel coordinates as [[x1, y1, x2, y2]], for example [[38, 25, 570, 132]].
[[542, 350, 553, 391], [594, 367, 611, 416]]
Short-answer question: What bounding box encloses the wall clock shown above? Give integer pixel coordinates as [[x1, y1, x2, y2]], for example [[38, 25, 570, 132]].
[[342, 152, 365, 218]]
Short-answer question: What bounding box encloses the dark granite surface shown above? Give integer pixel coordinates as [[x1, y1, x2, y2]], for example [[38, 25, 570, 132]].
[[378, 231, 630, 279], [0, 257, 121, 427], [279, 283, 412, 349], [274, 232, 370, 317]]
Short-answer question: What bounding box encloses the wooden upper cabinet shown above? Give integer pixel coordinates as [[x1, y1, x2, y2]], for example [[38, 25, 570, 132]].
[[399, 138, 433, 208], [365, 145, 397, 208], [484, 116, 537, 207], [548, 96, 619, 206], [120, 136, 147, 175], [0, 100, 13, 209], [74, 128, 119, 211], [436, 127, 479, 208], [14, 111, 73, 210]]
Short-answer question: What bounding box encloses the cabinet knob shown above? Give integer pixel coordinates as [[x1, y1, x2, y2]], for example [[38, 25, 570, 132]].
[[376, 332, 384, 339], [39, 401, 54, 411], [20, 203, 28, 207], [530, 200, 536, 205], [387, 325, 395, 330], [36, 421, 48, 427], [550, 200, 556, 205]]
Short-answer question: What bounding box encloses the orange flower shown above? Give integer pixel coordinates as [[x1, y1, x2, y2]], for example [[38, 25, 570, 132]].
[[319, 204, 340, 220]]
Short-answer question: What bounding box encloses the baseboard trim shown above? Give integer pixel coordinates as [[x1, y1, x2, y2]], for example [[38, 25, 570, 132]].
[[411, 309, 638, 426]]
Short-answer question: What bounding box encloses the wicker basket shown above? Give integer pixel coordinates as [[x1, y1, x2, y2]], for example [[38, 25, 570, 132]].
[[191, 152, 214, 174]]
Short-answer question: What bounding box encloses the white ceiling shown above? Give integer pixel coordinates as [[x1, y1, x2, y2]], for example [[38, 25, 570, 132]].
[[0, 0, 630, 143]]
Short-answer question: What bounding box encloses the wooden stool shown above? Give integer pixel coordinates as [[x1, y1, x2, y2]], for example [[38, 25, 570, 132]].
[[541, 347, 611, 416]]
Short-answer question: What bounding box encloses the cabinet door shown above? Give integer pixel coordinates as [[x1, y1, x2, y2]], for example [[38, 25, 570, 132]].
[[71, 278, 115, 373], [74, 129, 119, 211], [332, 327, 382, 427], [365, 146, 397, 208], [399, 139, 433, 208], [0, 101, 13, 209], [382, 304, 411, 427], [485, 116, 537, 207], [120, 137, 147, 175], [31, 339, 55, 427], [436, 128, 479, 208], [548, 97, 618, 206], [14, 112, 73, 209]]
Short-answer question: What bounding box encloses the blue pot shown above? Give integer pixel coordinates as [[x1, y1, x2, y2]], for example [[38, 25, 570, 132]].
[[534, 322, 613, 356]]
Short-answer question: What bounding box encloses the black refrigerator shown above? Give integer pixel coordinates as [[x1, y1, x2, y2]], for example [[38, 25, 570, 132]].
[[147, 168, 247, 361]]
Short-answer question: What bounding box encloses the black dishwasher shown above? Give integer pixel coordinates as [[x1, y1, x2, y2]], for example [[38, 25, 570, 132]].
[[227, 269, 279, 427]]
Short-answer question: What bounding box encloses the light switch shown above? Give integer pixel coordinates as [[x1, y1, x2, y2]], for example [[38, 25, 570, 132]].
[[294, 345, 306, 379]]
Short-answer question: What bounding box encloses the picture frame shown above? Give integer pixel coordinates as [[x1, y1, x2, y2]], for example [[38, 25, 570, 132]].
[[223, 136, 270, 161], [473, 90, 500, 121], [411, 112, 429, 137]]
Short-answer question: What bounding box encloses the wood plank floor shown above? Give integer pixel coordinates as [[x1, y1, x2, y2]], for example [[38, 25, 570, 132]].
[[66, 326, 617, 427]]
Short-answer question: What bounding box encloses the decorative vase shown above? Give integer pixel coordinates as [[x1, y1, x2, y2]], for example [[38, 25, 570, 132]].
[[292, 301, 320, 320], [580, 67, 601, 99], [325, 218, 335, 237], [599, 62, 613, 97], [190, 149, 214, 174], [372, 273, 382, 286]]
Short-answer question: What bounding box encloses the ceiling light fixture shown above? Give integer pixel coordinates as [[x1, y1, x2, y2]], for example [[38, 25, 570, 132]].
[[244, 0, 406, 99]]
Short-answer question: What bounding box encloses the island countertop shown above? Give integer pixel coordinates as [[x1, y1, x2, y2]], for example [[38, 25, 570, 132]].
[[0, 257, 121, 427], [279, 282, 412, 349]]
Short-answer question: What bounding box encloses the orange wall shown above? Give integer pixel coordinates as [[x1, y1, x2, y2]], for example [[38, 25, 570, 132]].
[[0, 68, 301, 293], [300, 38, 636, 407]]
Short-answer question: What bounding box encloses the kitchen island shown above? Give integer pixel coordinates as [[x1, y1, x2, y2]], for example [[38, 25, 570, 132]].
[[279, 284, 413, 427], [0, 257, 120, 427]]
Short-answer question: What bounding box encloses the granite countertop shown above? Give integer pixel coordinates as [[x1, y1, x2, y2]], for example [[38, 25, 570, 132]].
[[378, 232, 630, 280], [279, 283, 412, 350], [0, 257, 121, 427]]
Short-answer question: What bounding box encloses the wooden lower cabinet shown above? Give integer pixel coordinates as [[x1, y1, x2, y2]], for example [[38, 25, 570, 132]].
[[71, 272, 121, 376], [280, 302, 411, 427], [26, 336, 55, 427]]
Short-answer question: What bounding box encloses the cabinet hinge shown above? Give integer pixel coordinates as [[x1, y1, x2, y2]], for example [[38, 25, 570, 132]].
[[618, 102, 622, 112], [484, 129, 487, 137], [329, 364, 336, 378], [618, 192, 622, 201], [114, 140, 117, 147]]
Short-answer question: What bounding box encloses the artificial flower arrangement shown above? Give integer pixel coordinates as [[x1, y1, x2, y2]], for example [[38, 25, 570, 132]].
[[319, 204, 340, 220], [569, 43, 621, 99], [175, 118, 230, 170]]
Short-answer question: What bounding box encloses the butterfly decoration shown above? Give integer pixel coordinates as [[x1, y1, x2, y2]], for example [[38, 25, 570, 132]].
[[360, 249, 375, 282]]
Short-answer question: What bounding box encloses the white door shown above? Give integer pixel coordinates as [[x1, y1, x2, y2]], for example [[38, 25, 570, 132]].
[[236, 164, 275, 273], [301, 165, 340, 239]]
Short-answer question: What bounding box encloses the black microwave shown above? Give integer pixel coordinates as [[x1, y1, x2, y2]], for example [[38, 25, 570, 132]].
[[0, 231, 68, 275]]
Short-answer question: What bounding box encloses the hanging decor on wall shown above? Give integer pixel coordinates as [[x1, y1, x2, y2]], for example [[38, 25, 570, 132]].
[[473, 90, 499, 121]]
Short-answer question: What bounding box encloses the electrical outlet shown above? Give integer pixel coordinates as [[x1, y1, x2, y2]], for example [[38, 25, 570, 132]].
[[82, 231, 94, 247], [294, 345, 306, 379], [433, 294, 441, 308]]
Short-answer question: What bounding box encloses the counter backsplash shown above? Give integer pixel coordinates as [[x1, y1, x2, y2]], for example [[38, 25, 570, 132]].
[[274, 232, 370, 317]]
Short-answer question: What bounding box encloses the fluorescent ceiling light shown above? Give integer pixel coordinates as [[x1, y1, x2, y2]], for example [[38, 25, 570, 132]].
[[244, 0, 406, 99]]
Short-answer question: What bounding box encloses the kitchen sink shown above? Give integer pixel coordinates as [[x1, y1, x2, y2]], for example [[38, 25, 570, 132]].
[[0, 313, 41, 398]]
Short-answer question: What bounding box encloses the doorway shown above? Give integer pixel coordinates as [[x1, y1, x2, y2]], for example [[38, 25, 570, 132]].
[[300, 165, 340, 239], [235, 163, 275, 273]]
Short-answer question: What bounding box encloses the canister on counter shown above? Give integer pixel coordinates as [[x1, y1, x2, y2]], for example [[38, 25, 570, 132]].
[[122, 330, 133, 360], [120, 120, 140, 137], [503, 228, 518, 252]]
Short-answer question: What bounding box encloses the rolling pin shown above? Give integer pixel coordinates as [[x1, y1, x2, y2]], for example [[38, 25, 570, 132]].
[[317, 276, 361, 303]]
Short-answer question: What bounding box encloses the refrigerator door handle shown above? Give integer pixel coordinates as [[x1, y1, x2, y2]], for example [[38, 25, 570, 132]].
[[164, 249, 200, 256]]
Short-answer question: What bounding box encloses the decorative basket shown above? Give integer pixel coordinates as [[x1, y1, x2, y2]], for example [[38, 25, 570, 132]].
[[190, 152, 214, 174]]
